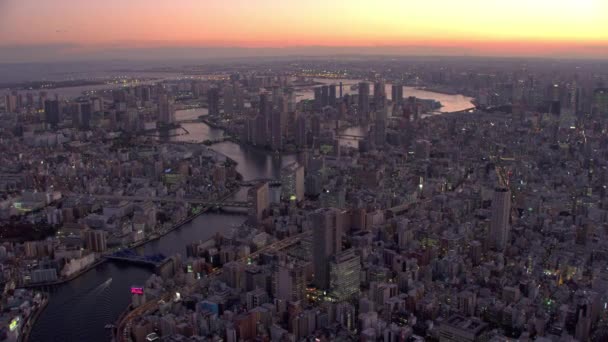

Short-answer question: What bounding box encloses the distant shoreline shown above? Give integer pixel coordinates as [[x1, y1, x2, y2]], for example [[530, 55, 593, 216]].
[[0, 79, 106, 91]]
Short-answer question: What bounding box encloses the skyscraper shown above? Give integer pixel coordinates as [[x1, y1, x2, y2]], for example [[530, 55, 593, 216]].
[[550, 100, 561, 117], [254, 113, 268, 147], [207, 88, 220, 116], [15, 92, 23, 111], [372, 115, 387, 147], [490, 188, 511, 251], [223, 86, 234, 116], [4, 94, 17, 113], [280, 163, 304, 201], [38, 91, 48, 110], [321, 85, 329, 107], [248, 182, 269, 224], [78, 102, 92, 130], [358, 82, 370, 121], [314, 87, 323, 111], [259, 92, 271, 119], [234, 84, 245, 111], [295, 114, 307, 148], [391, 84, 404, 104], [158, 94, 175, 125], [270, 109, 283, 151], [329, 84, 337, 107], [274, 260, 307, 303], [44, 99, 60, 128], [329, 248, 361, 301], [310, 114, 321, 140], [311, 208, 344, 289], [374, 80, 386, 109], [594, 88, 608, 117], [223, 261, 245, 290], [25, 93, 34, 109]]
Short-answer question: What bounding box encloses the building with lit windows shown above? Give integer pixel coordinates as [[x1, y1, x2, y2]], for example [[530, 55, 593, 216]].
[[595, 88, 608, 117], [280, 162, 304, 202], [329, 248, 361, 302]]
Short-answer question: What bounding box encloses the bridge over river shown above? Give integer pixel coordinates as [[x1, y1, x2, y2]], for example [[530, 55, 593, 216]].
[[74, 194, 252, 208], [105, 249, 168, 268]]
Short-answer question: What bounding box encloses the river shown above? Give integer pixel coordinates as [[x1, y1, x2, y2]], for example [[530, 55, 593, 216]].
[[29, 109, 300, 341], [299, 78, 474, 113], [29, 213, 247, 342], [29, 85, 473, 342]]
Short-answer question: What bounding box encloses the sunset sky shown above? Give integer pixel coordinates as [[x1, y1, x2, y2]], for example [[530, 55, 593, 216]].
[[1, 0, 607, 62]]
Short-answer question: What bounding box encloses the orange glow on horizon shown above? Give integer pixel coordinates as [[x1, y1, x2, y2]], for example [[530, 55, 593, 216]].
[[1, 0, 607, 58]]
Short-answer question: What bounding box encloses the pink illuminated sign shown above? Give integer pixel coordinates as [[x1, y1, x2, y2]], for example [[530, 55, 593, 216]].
[[131, 287, 144, 295]]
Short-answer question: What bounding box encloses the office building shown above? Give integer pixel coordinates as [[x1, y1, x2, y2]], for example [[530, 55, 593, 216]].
[[38, 91, 48, 110], [319, 187, 345, 209], [223, 86, 234, 115], [253, 113, 268, 147], [314, 87, 323, 110], [274, 261, 306, 302], [358, 82, 370, 121], [44, 99, 60, 128], [25, 93, 34, 108], [234, 85, 244, 111], [374, 80, 386, 109], [575, 301, 592, 342], [248, 182, 269, 224], [295, 114, 307, 148], [372, 108, 388, 146], [311, 114, 321, 139], [245, 288, 269, 310], [321, 85, 329, 107], [84, 229, 107, 253], [259, 92, 271, 117], [489, 187, 511, 251], [329, 248, 361, 301], [438, 315, 489, 342], [31, 268, 58, 283], [595, 88, 608, 117], [223, 261, 245, 290], [4, 94, 17, 113], [329, 84, 337, 106], [280, 162, 304, 202], [207, 88, 220, 116], [311, 208, 344, 289], [78, 102, 92, 130], [391, 84, 404, 104], [270, 109, 283, 151], [158, 94, 175, 125], [415, 139, 431, 159]]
